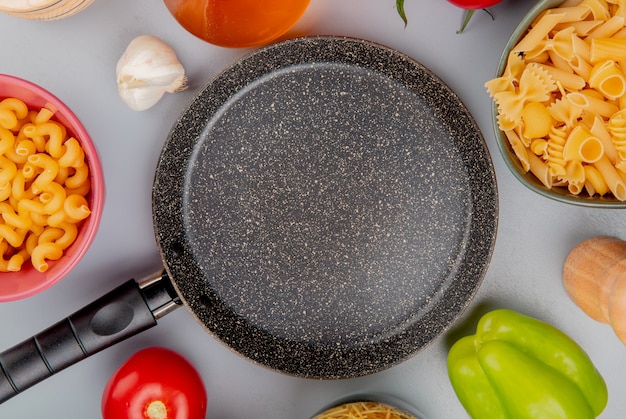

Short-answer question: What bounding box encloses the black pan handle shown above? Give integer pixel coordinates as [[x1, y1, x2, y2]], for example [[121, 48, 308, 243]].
[[0, 270, 180, 403]]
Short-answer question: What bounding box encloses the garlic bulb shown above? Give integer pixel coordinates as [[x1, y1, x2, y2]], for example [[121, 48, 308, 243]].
[[116, 35, 187, 111]]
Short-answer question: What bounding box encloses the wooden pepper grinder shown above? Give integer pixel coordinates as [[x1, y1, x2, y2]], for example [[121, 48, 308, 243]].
[[563, 236, 626, 344]]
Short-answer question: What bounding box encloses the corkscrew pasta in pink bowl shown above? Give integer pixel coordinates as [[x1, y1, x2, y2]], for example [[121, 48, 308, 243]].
[[490, 0, 626, 207], [0, 74, 104, 301]]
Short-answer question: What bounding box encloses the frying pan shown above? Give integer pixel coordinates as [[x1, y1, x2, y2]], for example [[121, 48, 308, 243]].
[[0, 36, 498, 403]]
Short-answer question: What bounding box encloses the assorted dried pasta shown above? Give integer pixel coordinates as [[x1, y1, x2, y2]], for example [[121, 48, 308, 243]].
[[313, 401, 418, 419], [486, 0, 626, 201], [0, 97, 91, 272]]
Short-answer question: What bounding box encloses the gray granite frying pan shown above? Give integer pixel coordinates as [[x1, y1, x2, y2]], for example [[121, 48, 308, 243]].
[[0, 36, 497, 402]]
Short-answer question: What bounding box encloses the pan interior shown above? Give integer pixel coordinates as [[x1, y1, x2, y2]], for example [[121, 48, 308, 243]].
[[154, 37, 497, 378], [186, 62, 470, 343]]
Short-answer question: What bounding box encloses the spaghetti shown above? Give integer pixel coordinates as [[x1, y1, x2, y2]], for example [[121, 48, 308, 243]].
[[313, 401, 418, 419]]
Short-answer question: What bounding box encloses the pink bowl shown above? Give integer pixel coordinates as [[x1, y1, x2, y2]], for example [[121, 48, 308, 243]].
[[0, 74, 104, 301]]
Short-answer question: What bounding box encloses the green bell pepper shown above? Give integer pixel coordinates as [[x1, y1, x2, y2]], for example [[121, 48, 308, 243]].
[[447, 309, 608, 419]]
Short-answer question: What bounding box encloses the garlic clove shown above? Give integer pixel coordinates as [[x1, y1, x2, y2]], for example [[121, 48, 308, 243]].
[[118, 84, 168, 112], [116, 34, 187, 111]]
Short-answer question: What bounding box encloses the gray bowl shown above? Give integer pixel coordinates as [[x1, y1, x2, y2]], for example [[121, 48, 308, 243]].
[[492, 0, 626, 207]]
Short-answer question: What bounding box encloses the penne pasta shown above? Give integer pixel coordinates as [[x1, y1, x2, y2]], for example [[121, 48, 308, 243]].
[[505, 129, 531, 171], [555, 19, 603, 36], [585, 164, 610, 195], [586, 15, 625, 38], [579, 89, 619, 118], [547, 5, 592, 23], [590, 115, 619, 162], [594, 155, 626, 199], [612, 26, 626, 37], [590, 37, 626, 63], [571, 34, 591, 62], [514, 12, 566, 53], [529, 152, 554, 188]]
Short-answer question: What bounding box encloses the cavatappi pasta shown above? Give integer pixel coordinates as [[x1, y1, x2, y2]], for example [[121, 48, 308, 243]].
[[0, 97, 91, 272], [486, 0, 626, 201], [313, 401, 418, 419]]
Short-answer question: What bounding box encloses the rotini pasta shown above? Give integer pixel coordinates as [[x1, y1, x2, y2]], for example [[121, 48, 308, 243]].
[[608, 108, 626, 160], [487, 0, 626, 201], [0, 97, 92, 272], [547, 125, 568, 177]]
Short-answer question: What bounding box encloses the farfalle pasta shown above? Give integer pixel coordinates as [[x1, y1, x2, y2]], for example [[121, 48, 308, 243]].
[[487, 0, 626, 201], [488, 62, 558, 128], [0, 97, 91, 272]]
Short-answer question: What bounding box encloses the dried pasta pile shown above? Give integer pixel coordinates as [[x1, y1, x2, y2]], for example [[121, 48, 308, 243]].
[[0, 97, 91, 272], [313, 401, 418, 419], [486, 0, 626, 201]]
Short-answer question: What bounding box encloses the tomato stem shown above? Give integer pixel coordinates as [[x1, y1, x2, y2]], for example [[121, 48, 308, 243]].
[[457, 8, 496, 34], [457, 9, 475, 34], [146, 400, 168, 419]]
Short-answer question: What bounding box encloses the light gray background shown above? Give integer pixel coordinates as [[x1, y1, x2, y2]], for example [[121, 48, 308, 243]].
[[1, 0, 625, 418]]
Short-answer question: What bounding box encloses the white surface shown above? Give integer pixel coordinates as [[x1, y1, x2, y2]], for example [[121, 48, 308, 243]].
[[1, 0, 625, 418]]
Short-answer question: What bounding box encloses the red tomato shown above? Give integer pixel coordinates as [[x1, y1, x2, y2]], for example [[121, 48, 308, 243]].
[[448, 0, 503, 10], [101, 347, 207, 419]]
